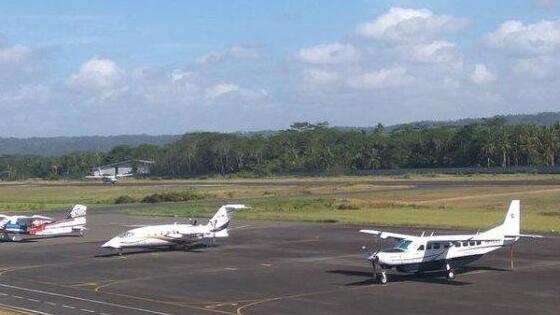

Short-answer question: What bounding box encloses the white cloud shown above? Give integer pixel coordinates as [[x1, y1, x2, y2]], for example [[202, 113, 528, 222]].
[[170, 69, 192, 81], [68, 57, 123, 89], [405, 40, 459, 64], [356, 7, 467, 42], [205, 83, 240, 99], [512, 56, 558, 79], [295, 42, 359, 64], [485, 20, 560, 56], [0, 44, 32, 63], [302, 69, 338, 84], [470, 64, 496, 84], [204, 82, 267, 101], [197, 45, 261, 65], [349, 66, 413, 90]]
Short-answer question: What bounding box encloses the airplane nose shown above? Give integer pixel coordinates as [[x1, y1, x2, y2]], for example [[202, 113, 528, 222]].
[[101, 238, 120, 248], [367, 250, 380, 262]]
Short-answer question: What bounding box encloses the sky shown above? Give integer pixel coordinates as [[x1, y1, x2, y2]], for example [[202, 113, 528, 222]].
[[1, 0, 560, 137]]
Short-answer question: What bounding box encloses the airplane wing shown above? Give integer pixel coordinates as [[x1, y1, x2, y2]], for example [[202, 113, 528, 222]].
[[359, 229, 414, 240], [30, 215, 53, 221]]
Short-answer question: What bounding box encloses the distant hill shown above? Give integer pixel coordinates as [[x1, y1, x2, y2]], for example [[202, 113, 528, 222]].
[[0, 135, 180, 156], [385, 112, 560, 131]]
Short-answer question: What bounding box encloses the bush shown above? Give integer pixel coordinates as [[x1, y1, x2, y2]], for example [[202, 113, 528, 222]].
[[115, 195, 137, 204], [141, 191, 206, 203]]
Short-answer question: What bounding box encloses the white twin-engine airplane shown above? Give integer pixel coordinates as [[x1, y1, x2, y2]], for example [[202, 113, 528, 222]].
[[101, 204, 247, 255], [360, 200, 542, 284], [0, 204, 87, 241], [85, 168, 133, 184]]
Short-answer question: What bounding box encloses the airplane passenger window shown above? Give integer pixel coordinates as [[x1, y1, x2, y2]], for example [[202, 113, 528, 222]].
[[417, 245, 425, 251]]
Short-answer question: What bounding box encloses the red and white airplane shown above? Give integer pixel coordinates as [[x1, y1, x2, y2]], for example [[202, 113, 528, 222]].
[[0, 205, 87, 241]]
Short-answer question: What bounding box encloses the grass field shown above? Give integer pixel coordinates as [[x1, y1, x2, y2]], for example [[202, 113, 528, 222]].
[[1, 175, 559, 233]]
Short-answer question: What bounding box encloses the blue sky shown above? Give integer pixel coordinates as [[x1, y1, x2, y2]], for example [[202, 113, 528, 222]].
[[1, 0, 559, 136]]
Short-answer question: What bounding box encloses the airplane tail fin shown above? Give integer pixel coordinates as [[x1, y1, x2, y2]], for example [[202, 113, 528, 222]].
[[484, 200, 520, 238], [68, 204, 87, 219], [502, 200, 520, 237], [206, 204, 246, 232]]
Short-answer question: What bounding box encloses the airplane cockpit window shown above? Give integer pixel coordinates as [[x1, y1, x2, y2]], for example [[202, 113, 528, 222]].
[[394, 239, 412, 251], [417, 245, 425, 251], [476, 241, 482, 245], [453, 241, 461, 247], [462, 241, 468, 247], [426, 243, 432, 250], [433, 243, 440, 249]]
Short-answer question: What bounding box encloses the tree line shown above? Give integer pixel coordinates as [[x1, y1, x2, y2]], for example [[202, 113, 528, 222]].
[[1, 118, 560, 180]]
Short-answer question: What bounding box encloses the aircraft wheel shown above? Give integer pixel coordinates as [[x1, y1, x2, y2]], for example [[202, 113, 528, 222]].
[[447, 270, 455, 280], [379, 271, 388, 284]]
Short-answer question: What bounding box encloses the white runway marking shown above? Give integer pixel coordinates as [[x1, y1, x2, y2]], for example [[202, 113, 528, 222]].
[[62, 304, 76, 309], [81, 308, 95, 313], [0, 282, 176, 315], [0, 302, 53, 315]]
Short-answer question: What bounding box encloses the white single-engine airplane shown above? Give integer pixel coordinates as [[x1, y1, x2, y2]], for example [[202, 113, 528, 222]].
[[85, 168, 133, 184], [0, 204, 87, 241], [360, 200, 542, 284], [101, 204, 247, 255]]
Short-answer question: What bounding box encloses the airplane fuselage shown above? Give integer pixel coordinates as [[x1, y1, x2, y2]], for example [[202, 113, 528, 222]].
[[102, 223, 223, 249], [374, 235, 516, 273]]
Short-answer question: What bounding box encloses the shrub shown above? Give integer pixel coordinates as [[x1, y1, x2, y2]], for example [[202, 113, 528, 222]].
[[141, 191, 206, 203], [115, 195, 137, 204]]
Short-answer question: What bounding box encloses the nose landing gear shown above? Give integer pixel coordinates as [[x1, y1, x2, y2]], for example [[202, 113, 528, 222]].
[[371, 260, 388, 284]]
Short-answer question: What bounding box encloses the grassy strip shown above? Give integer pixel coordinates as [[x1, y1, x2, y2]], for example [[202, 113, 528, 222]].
[[121, 197, 560, 234]]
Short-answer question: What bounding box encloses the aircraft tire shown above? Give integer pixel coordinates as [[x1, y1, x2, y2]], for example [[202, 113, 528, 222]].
[[447, 270, 455, 280], [379, 272, 388, 284]]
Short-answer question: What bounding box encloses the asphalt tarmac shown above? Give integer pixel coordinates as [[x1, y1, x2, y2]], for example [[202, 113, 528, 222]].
[[0, 211, 558, 315]]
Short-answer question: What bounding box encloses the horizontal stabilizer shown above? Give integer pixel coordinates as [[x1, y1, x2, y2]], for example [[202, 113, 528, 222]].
[[505, 234, 543, 238], [213, 229, 229, 238]]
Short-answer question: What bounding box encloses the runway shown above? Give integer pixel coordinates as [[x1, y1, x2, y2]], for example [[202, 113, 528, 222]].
[[0, 211, 558, 315]]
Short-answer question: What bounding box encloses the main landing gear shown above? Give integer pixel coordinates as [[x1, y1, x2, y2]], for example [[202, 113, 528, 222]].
[[445, 262, 455, 280]]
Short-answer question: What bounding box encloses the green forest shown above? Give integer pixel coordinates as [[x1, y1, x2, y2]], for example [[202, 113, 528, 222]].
[[2, 117, 560, 180]]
